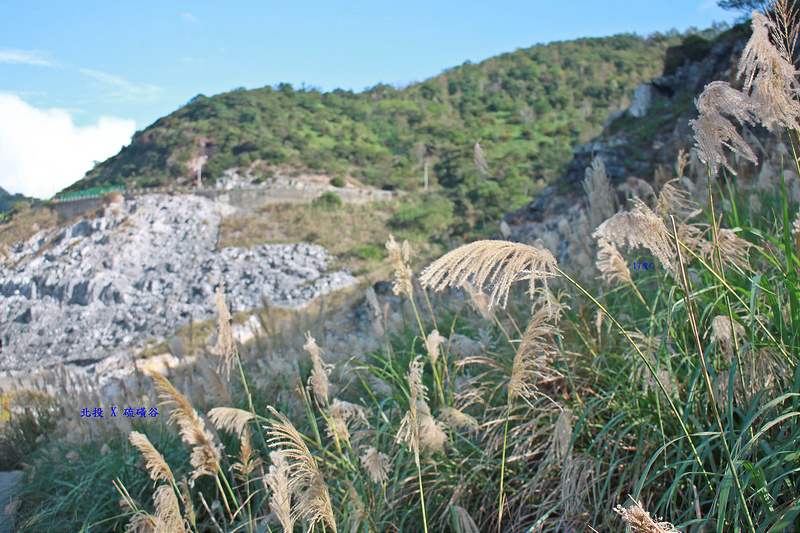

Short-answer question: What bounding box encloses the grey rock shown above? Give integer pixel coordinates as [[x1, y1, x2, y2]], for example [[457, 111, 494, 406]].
[[627, 83, 653, 118], [0, 193, 357, 378]]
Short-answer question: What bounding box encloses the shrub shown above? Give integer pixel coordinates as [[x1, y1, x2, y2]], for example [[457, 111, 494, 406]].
[[312, 191, 342, 210], [388, 193, 454, 236], [0, 389, 61, 470], [349, 243, 384, 261], [330, 176, 345, 188]]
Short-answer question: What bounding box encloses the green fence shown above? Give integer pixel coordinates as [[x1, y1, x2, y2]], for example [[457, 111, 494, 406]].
[[56, 186, 125, 200]]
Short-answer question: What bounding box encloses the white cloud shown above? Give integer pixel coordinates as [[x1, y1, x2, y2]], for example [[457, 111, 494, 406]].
[[0, 93, 136, 199], [182, 12, 198, 23], [79, 68, 163, 103], [0, 49, 52, 67]]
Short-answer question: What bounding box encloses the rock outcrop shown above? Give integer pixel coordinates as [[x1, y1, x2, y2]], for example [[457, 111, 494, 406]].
[[504, 33, 752, 249], [0, 193, 357, 375]]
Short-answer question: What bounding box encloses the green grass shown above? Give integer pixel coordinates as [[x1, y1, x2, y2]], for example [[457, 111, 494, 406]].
[[6, 11, 800, 533]]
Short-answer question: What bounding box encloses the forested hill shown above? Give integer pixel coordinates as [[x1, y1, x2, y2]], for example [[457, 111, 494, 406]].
[[64, 29, 718, 224]]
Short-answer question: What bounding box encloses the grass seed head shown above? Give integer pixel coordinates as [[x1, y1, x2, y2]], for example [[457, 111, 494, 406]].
[[304, 332, 332, 402], [386, 234, 414, 297], [739, 11, 800, 133], [360, 447, 392, 484], [266, 450, 294, 533], [593, 197, 676, 277], [614, 498, 681, 533], [214, 283, 236, 379], [583, 155, 616, 230], [596, 239, 632, 287], [152, 485, 186, 533], [419, 240, 559, 312], [265, 406, 337, 533], [129, 431, 175, 487], [425, 329, 446, 366]]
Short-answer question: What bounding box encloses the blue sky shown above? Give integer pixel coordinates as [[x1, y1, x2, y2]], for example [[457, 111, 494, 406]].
[[0, 1, 740, 198]]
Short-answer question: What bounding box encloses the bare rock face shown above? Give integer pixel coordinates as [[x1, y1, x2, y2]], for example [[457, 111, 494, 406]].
[[0, 194, 357, 375]]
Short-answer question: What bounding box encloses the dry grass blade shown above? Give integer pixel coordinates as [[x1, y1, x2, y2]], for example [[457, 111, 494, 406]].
[[265, 406, 337, 533], [419, 240, 559, 311], [129, 431, 175, 487]]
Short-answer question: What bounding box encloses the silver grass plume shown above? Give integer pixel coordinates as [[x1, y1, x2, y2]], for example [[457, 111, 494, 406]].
[[208, 407, 254, 438], [265, 451, 294, 533], [360, 447, 391, 484], [451, 505, 481, 533], [509, 305, 561, 401], [419, 240, 559, 312], [439, 406, 479, 431], [177, 477, 195, 529], [583, 155, 616, 230], [614, 498, 682, 533], [547, 408, 573, 467], [214, 283, 236, 379], [595, 239, 632, 286], [151, 372, 221, 483], [326, 399, 370, 443], [396, 355, 427, 455], [417, 401, 448, 453], [709, 315, 746, 360], [593, 197, 676, 276], [266, 406, 337, 533], [474, 139, 492, 178], [344, 479, 368, 533], [125, 513, 155, 533], [464, 282, 494, 321], [129, 431, 175, 487], [304, 332, 332, 403], [656, 180, 698, 219], [386, 234, 414, 297], [739, 11, 800, 133], [560, 454, 596, 516], [425, 329, 447, 366], [689, 81, 758, 174], [152, 484, 186, 533]]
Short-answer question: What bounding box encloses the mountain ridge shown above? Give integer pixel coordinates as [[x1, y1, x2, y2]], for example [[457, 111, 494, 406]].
[[62, 29, 716, 228]]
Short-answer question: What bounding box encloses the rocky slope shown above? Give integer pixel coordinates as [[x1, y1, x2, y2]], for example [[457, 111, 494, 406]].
[[505, 33, 750, 231], [0, 193, 357, 377]]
